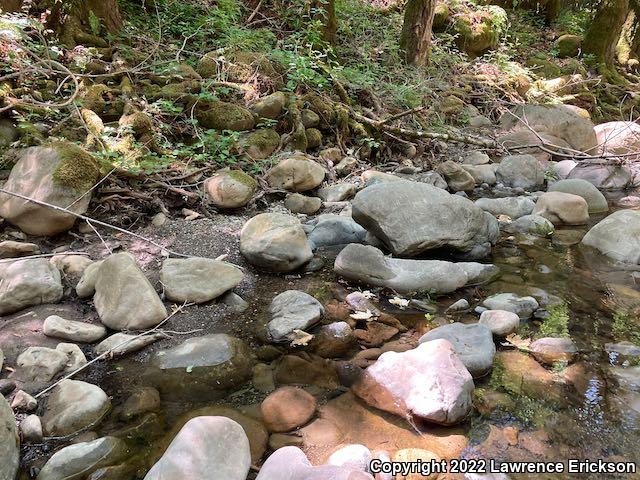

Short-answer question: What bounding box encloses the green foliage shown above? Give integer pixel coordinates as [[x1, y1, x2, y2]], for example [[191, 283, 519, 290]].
[[539, 302, 570, 338], [88, 10, 101, 36], [556, 8, 592, 36], [611, 310, 640, 346]]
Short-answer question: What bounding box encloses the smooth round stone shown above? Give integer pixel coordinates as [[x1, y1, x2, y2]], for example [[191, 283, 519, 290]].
[[260, 387, 317, 432], [327, 444, 372, 472], [392, 449, 441, 480], [479, 310, 520, 336], [529, 337, 577, 365], [482, 293, 539, 319], [43, 315, 107, 343]]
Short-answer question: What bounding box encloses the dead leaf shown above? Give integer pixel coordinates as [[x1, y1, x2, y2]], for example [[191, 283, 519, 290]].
[[502, 333, 531, 351], [288, 329, 314, 347], [350, 309, 374, 321], [389, 296, 410, 309]]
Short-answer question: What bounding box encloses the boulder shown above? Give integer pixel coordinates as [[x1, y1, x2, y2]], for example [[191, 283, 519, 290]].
[[267, 290, 324, 343], [548, 178, 608, 213], [12, 345, 78, 384], [453, 6, 506, 55], [532, 191, 589, 225], [567, 162, 632, 190], [42, 380, 110, 436], [149, 334, 254, 399], [475, 196, 535, 219], [495, 155, 544, 190], [436, 160, 476, 191], [240, 213, 313, 271], [144, 417, 251, 480], [582, 210, 640, 263], [0, 258, 63, 315], [241, 128, 280, 160], [21, 414, 43, 443], [419, 323, 496, 378], [328, 444, 372, 471], [499, 104, 597, 153], [43, 315, 107, 343], [37, 436, 128, 480], [335, 244, 492, 294], [555, 34, 582, 58], [250, 92, 287, 119], [351, 181, 498, 259], [194, 100, 255, 131], [462, 164, 497, 185], [306, 215, 369, 251], [464, 151, 491, 165], [261, 387, 317, 432], [49, 254, 93, 281], [256, 446, 373, 480], [160, 257, 243, 303], [352, 339, 474, 425], [0, 393, 19, 480], [284, 193, 322, 214], [497, 130, 572, 164], [204, 170, 257, 208], [482, 293, 539, 319], [309, 322, 356, 358], [75, 260, 103, 298], [0, 240, 39, 258], [0, 143, 100, 235], [93, 253, 167, 330], [317, 184, 357, 202], [529, 337, 577, 365], [265, 152, 326, 192], [594, 121, 640, 163], [503, 214, 554, 236], [479, 310, 520, 336]]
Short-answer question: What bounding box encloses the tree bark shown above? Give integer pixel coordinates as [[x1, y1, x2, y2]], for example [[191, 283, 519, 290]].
[[584, 0, 630, 67], [400, 0, 436, 66]]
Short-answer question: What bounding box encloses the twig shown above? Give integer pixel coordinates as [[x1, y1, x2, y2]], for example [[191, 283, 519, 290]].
[[378, 106, 426, 126], [246, 0, 264, 24], [0, 252, 90, 264]]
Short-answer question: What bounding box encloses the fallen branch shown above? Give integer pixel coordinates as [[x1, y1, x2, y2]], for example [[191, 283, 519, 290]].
[[0, 252, 91, 264]]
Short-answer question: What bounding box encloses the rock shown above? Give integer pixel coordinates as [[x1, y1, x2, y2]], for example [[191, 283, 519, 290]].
[[548, 178, 608, 213], [256, 446, 373, 480], [0, 393, 19, 480], [499, 104, 597, 153], [160, 257, 243, 303], [37, 436, 129, 480], [302, 109, 321, 128], [0, 380, 16, 396], [94, 253, 167, 330], [317, 184, 357, 202], [447, 299, 469, 311], [458, 262, 500, 284], [265, 152, 326, 192], [261, 387, 317, 432], [436, 160, 476, 191], [392, 449, 441, 479], [50, 254, 94, 281], [594, 121, 640, 164], [240, 213, 313, 271], [351, 181, 498, 259], [497, 130, 570, 164], [495, 155, 544, 190], [250, 92, 287, 119], [0, 240, 39, 258], [479, 310, 520, 336], [0, 348, 3, 372], [419, 323, 495, 378], [194, 100, 255, 131], [95, 332, 164, 357], [453, 6, 506, 55], [43, 315, 107, 343], [149, 334, 254, 399], [56, 343, 87, 372], [11, 390, 37, 411], [144, 416, 251, 480], [274, 355, 339, 389], [555, 34, 582, 57], [12, 346, 70, 383], [121, 387, 161, 420], [267, 290, 324, 343], [284, 193, 322, 214], [482, 293, 539, 319], [152, 212, 167, 227], [582, 210, 640, 263], [220, 291, 249, 312], [529, 337, 577, 365], [566, 162, 632, 190], [306, 215, 369, 251], [0, 143, 100, 235], [354, 322, 399, 348], [335, 244, 493, 294], [464, 151, 491, 165], [241, 128, 280, 160], [21, 414, 43, 443], [462, 164, 496, 185], [532, 191, 589, 225], [306, 128, 323, 149], [204, 170, 257, 208], [469, 115, 492, 128], [0, 258, 63, 315], [328, 444, 372, 471], [618, 196, 640, 207], [253, 363, 275, 392], [310, 322, 355, 358], [503, 214, 554, 236], [353, 339, 474, 425], [42, 380, 110, 436], [75, 260, 103, 298], [475, 196, 535, 219]]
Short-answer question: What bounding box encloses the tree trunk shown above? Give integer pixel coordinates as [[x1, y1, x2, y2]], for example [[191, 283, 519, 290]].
[[74, 0, 123, 34], [584, 0, 630, 67], [400, 0, 436, 66], [311, 0, 337, 44]]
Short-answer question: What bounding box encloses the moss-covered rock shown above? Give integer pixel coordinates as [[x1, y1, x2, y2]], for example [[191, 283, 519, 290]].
[[301, 109, 320, 129], [204, 169, 257, 209], [0, 119, 18, 149], [195, 100, 256, 131], [119, 111, 153, 138], [250, 92, 287, 120], [525, 54, 562, 78], [438, 95, 466, 116], [555, 34, 582, 58], [198, 51, 283, 86], [241, 128, 280, 159], [79, 84, 109, 114], [302, 92, 336, 129], [433, 2, 451, 32], [50, 142, 100, 191], [305, 128, 322, 149], [454, 6, 507, 56]]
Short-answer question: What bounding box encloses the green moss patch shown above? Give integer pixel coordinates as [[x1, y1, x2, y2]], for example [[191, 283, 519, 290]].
[[50, 141, 100, 191]]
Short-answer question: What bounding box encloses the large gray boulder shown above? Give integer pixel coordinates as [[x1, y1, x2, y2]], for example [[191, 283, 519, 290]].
[[240, 213, 313, 272], [351, 181, 498, 259], [495, 155, 544, 190], [256, 446, 373, 480], [42, 380, 111, 436], [0, 143, 100, 235], [37, 436, 128, 480], [0, 393, 19, 480], [475, 196, 535, 219], [334, 244, 496, 294], [352, 339, 474, 425], [582, 210, 640, 263], [419, 323, 496, 378], [532, 192, 589, 225], [267, 291, 324, 343], [149, 334, 254, 399], [567, 162, 633, 190], [94, 253, 167, 330], [548, 178, 608, 213], [160, 257, 243, 303], [144, 417, 251, 480], [0, 258, 63, 315], [305, 215, 369, 251], [594, 121, 640, 163]]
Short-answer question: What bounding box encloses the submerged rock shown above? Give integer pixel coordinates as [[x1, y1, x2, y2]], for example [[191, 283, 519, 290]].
[[352, 339, 474, 426], [582, 210, 640, 263], [529, 337, 577, 365], [267, 290, 324, 343], [0, 258, 63, 315], [261, 387, 317, 432], [482, 293, 539, 319]]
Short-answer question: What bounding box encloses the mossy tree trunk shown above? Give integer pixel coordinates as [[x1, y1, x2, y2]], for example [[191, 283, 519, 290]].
[[583, 0, 630, 67], [311, 0, 337, 44], [400, 0, 436, 66]]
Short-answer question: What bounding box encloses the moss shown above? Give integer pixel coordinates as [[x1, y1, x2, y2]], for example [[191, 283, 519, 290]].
[[305, 128, 322, 149], [538, 302, 569, 338], [302, 92, 336, 128], [80, 84, 109, 113], [196, 51, 219, 78], [454, 5, 507, 56], [241, 128, 280, 159], [17, 122, 44, 146], [50, 141, 100, 191], [433, 2, 451, 32], [226, 169, 258, 190], [195, 100, 255, 131], [119, 111, 153, 137]]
